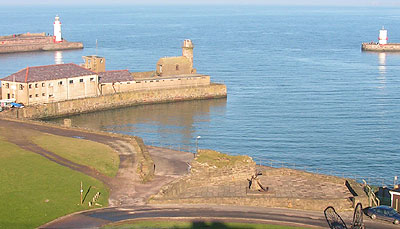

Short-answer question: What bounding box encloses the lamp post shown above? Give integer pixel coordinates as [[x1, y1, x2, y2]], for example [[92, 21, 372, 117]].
[[195, 135, 201, 158]]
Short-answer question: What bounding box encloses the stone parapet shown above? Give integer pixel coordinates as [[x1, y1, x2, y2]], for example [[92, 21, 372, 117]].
[[133, 137, 155, 183], [150, 196, 353, 212]]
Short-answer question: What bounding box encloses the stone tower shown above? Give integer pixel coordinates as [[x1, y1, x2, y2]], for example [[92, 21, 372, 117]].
[[82, 55, 105, 73], [182, 39, 194, 70]]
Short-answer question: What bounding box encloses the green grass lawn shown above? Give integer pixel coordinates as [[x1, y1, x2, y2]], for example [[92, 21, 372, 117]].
[[0, 138, 109, 228], [196, 149, 253, 168], [104, 220, 311, 229], [32, 133, 119, 177]]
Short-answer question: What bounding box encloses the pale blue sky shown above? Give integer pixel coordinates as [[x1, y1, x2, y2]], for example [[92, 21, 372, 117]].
[[0, 0, 399, 6]]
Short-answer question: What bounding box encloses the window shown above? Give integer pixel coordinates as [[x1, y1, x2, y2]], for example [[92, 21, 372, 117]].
[[35, 83, 38, 88], [5, 83, 9, 88], [42, 93, 45, 96], [19, 84, 24, 90], [90, 77, 94, 82], [12, 94, 15, 98], [79, 79, 84, 83], [127, 82, 130, 84], [29, 95, 32, 98], [58, 81, 63, 85], [42, 83, 45, 87], [159, 65, 163, 73], [49, 94, 53, 98], [29, 84, 32, 89], [69, 80, 73, 84], [176, 65, 179, 71], [49, 83, 54, 87], [35, 94, 39, 97]]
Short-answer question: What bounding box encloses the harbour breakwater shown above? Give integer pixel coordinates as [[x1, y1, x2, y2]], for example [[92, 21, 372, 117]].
[[0, 33, 83, 54], [0, 41, 83, 54], [361, 43, 400, 52], [2, 83, 227, 119]]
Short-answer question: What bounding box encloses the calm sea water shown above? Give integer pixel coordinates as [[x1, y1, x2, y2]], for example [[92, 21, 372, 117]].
[[1, 6, 400, 184]]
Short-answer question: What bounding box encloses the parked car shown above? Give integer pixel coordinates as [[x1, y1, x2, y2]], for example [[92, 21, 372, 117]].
[[10, 102, 24, 108], [367, 205, 400, 224]]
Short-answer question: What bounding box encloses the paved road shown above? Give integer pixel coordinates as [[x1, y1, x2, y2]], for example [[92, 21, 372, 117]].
[[41, 204, 400, 228]]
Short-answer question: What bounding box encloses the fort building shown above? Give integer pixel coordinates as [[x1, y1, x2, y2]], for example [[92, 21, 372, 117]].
[[1, 40, 213, 105], [156, 39, 196, 76], [83, 55, 106, 73], [0, 64, 98, 105]]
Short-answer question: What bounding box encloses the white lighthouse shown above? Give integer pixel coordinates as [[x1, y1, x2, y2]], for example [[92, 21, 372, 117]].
[[53, 15, 62, 43], [379, 26, 388, 45]]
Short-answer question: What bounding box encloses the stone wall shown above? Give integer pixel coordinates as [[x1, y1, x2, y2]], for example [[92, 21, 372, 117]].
[[100, 75, 210, 96], [41, 42, 83, 51], [0, 41, 83, 54], [149, 150, 356, 211], [0, 32, 46, 40], [1, 83, 227, 119], [133, 137, 155, 183], [151, 196, 353, 212], [362, 43, 400, 52], [0, 35, 51, 45]]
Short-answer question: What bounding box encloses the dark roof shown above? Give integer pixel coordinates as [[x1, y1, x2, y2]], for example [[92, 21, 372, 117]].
[[99, 70, 133, 83], [1, 63, 96, 83], [392, 188, 400, 193]]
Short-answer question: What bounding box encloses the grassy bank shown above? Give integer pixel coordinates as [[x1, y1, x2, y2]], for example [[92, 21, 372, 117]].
[[0, 137, 109, 228], [196, 149, 253, 168], [32, 133, 119, 177]]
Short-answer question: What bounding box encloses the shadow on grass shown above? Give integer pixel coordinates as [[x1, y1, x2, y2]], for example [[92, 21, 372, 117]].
[[191, 221, 251, 229]]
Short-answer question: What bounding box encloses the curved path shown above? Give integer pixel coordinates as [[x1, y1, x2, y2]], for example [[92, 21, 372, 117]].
[[0, 118, 193, 207], [0, 118, 124, 186]]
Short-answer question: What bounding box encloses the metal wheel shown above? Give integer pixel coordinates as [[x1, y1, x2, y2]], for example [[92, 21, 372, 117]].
[[352, 203, 364, 229], [370, 214, 376, 220], [324, 206, 348, 229]]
